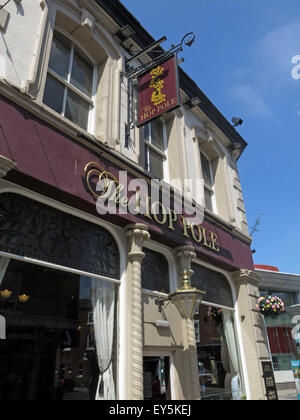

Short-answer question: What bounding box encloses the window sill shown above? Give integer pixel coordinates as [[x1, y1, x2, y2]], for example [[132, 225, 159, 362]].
[[38, 102, 94, 138], [142, 289, 169, 298], [0, 80, 102, 143]]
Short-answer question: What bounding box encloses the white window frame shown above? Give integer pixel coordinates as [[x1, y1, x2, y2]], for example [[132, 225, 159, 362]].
[[143, 118, 169, 181], [86, 333, 96, 351], [200, 150, 217, 214], [87, 312, 94, 325], [44, 29, 98, 134]]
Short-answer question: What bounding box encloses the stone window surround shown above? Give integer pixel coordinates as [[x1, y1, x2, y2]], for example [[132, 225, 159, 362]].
[[25, 0, 122, 146]]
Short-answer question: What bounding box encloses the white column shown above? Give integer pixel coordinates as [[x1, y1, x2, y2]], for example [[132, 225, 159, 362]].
[[125, 224, 150, 400], [175, 246, 201, 400], [233, 269, 270, 400]]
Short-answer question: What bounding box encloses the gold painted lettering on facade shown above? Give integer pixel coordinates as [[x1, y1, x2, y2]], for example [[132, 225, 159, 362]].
[[85, 162, 220, 253]]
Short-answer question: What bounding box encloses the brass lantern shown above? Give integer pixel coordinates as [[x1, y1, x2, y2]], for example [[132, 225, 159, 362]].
[[169, 270, 206, 319]]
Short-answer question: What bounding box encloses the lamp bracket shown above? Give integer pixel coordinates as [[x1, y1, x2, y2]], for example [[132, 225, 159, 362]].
[[155, 298, 172, 313]]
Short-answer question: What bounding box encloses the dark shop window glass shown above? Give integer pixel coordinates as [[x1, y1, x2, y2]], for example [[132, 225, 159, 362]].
[[142, 249, 170, 293]]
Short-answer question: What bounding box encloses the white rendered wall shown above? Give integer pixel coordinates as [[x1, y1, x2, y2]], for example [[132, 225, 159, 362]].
[[0, 0, 46, 90]]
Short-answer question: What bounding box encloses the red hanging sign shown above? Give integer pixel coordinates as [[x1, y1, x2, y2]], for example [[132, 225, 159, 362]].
[[138, 56, 180, 127]]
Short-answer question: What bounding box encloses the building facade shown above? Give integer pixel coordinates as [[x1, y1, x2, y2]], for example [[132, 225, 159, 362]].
[[255, 265, 300, 399], [0, 0, 271, 400]]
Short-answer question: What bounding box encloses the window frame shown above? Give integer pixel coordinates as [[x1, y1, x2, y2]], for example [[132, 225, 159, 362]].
[[200, 150, 217, 214], [87, 311, 94, 325], [43, 29, 98, 133], [142, 118, 169, 181]]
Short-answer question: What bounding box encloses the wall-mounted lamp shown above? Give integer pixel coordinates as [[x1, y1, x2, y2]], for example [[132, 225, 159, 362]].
[[18, 294, 30, 304], [185, 97, 201, 109], [158, 270, 206, 320], [0, 290, 12, 299], [232, 117, 243, 128]]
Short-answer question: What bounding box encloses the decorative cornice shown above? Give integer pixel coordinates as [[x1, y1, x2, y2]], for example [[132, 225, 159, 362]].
[[232, 269, 262, 286], [0, 155, 16, 178]]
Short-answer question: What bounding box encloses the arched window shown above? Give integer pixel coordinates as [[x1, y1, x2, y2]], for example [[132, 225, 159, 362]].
[[0, 193, 119, 401], [142, 249, 170, 293], [43, 30, 96, 131], [191, 263, 233, 308], [191, 263, 243, 400], [0, 193, 120, 279]]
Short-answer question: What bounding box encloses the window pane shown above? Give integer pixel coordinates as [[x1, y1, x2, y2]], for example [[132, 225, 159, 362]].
[[143, 124, 151, 142], [259, 290, 300, 372], [43, 74, 65, 115], [201, 153, 213, 188], [0, 259, 116, 401], [149, 148, 164, 179], [71, 47, 93, 97], [48, 32, 71, 80], [197, 305, 241, 400], [142, 249, 170, 293], [65, 90, 90, 130], [151, 119, 164, 151], [192, 263, 234, 308], [204, 187, 213, 212]]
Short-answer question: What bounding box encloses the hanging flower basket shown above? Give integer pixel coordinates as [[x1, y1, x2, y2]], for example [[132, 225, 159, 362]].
[[208, 306, 223, 327], [257, 296, 285, 317]]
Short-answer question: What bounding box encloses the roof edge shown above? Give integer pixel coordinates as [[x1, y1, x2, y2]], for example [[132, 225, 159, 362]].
[[95, 0, 248, 157]]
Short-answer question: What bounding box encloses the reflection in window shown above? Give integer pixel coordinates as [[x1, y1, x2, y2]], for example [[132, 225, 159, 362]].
[[43, 31, 95, 131], [196, 304, 242, 400], [259, 289, 300, 371], [0, 259, 116, 401], [200, 152, 215, 213], [141, 119, 167, 179], [142, 249, 170, 293], [192, 263, 234, 309]]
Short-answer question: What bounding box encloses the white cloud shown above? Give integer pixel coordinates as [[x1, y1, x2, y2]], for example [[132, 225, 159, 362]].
[[230, 18, 300, 119], [231, 83, 274, 119], [253, 18, 300, 91]]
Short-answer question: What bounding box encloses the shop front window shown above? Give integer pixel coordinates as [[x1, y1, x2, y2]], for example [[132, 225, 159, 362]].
[[259, 290, 300, 371], [192, 263, 243, 400], [0, 258, 116, 401], [0, 193, 120, 401]]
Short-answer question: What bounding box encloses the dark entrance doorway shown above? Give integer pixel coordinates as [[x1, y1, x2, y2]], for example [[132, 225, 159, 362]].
[[143, 356, 171, 400]]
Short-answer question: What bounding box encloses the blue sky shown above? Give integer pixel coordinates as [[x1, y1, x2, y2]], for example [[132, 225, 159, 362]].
[[123, 0, 300, 274]]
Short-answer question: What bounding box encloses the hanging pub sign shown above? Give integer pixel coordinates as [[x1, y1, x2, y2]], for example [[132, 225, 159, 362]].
[[138, 55, 180, 127]]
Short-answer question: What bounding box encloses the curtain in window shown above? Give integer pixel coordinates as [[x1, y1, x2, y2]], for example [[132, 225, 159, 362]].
[[0, 256, 10, 288], [223, 310, 241, 400], [92, 279, 116, 400]]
